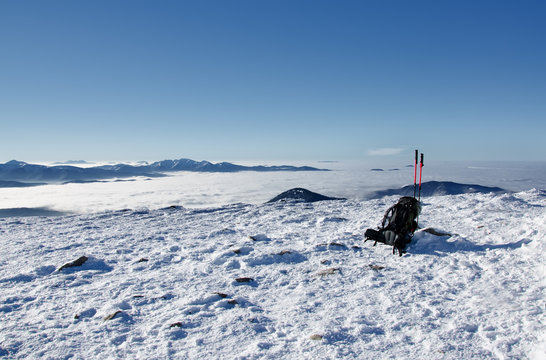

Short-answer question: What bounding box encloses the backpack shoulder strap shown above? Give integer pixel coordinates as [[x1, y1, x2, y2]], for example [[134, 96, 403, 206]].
[[380, 204, 397, 230]]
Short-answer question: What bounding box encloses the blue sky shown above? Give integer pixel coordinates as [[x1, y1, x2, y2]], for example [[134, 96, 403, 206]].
[[1, 0, 545, 163]]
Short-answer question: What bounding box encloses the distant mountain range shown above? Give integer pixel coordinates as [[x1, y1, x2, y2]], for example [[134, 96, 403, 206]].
[[0, 159, 327, 186]]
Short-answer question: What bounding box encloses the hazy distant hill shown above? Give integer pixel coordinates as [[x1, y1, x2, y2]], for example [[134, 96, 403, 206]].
[[53, 160, 93, 165], [367, 181, 506, 198], [0, 180, 46, 188]]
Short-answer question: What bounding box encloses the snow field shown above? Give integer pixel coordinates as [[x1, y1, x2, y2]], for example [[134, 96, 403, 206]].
[[0, 190, 544, 359]]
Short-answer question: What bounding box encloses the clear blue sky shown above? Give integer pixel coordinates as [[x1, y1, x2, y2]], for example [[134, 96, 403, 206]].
[[1, 0, 545, 162]]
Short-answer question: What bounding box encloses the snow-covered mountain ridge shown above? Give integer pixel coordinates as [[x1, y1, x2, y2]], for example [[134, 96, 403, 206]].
[[0, 159, 326, 184], [1, 190, 544, 359]]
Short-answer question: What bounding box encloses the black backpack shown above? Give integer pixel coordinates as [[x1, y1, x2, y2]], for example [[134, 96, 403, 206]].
[[365, 196, 421, 256]]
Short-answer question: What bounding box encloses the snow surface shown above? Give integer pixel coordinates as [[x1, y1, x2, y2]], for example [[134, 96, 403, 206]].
[[1, 190, 544, 359]]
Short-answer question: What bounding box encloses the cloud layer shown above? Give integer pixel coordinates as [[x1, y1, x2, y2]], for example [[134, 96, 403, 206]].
[[0, 160, 544, 216], [368, 148, 405, 156]]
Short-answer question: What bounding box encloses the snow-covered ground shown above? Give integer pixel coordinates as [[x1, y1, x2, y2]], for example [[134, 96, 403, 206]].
[[1, 189, 544, 359]]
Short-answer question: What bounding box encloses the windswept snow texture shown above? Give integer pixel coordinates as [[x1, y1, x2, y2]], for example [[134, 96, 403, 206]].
[[267, 188, 345, 203], [367, 181, 506, 198], [0, 159, 326, 185], [1, 190, 544, 359]]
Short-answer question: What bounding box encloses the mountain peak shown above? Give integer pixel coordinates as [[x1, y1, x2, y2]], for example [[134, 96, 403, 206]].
[[267, 188, 345, 203], [4, 160, 28, 167]]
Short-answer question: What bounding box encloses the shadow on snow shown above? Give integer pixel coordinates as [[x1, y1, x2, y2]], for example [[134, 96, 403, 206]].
[[408, 232, 532, 255]]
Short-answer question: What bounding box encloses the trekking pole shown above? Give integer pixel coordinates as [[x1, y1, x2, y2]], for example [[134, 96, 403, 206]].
[[413, 149, 418, 198], [415, 153, 424, 230], [418, 153, 424, 202]]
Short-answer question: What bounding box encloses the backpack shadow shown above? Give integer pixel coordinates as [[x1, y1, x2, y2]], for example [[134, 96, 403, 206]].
[[408, 232, 531, 256]]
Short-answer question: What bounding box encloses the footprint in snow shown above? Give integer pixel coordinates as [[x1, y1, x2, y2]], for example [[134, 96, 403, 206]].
[[243, 251, 307, 267], [167, 327, 187, 340], [315, 242, 348, 251], [208, 228, 237, 238], [211, 247, 252, 265], [317, 217, 348, 224], [73, 308, 97, 321], [0, 265, 57, 284], [317, 268, 340, 277], [0, 296, 36, 313], [183, 293, 246, 316]]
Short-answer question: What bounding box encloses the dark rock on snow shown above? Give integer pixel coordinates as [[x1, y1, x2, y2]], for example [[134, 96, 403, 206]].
[[103, 310, 123, 321], [58, 256, 88, 271]]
